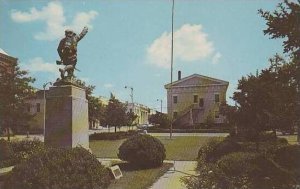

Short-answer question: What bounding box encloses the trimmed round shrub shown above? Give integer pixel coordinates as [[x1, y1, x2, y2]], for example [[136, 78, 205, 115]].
[[4, 147, 111, 189], [118, 134, 166, 168], [198, 138, 241, 163]]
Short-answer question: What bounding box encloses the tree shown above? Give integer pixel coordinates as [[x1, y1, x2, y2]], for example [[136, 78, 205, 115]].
[[259, 0, 300, 141], [259, 0, 300, 58], [126, 111, 138, 127], [148, 111, 170, 128], [105, 94, 127, 133], [232, 55, 298, 138], [0, 63, 35, 141]]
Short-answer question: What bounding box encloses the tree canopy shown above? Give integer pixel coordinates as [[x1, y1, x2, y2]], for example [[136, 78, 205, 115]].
[[105, 94, 127, 132], [0, 63, 35, 140]]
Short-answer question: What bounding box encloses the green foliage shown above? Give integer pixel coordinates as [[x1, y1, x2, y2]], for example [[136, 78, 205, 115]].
[[126, 111, 138, 126], [259, 0, 300, 57], [105, 94, 127, 132], [186, 138, 299, 189], [148, 112, 170, 128], [118, 134, 166, 168], [0, 139, 44, 168], [231, 55, 298, 138], [0, 63, 35, 140], [4, 147, 111, 189], [197, 138, 241, 163], [273, 145, 300, 177], [89, 130, 138, 140], [215, 152, 295, 189]]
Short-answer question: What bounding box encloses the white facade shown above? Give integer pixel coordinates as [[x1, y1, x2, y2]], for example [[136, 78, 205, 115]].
[[125, 102, 152, 125]]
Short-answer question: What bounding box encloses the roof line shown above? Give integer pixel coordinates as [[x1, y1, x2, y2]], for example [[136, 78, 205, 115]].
[[165, 73, 229, 87]]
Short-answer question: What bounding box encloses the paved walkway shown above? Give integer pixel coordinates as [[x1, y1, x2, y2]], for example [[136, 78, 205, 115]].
[[96, 158, 198, 189], [149, 161, 197, 189]]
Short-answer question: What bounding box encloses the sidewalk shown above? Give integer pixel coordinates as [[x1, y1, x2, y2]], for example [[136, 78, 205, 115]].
[[149, 161, 197, 189], [97, 158, 198, 189]]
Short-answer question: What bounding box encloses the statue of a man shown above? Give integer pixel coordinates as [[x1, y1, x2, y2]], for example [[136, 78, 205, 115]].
[[57, 26, 88, 79]]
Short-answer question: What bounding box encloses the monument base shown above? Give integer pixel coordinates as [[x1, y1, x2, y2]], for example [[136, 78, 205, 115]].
[[45, 84, 89, 149]]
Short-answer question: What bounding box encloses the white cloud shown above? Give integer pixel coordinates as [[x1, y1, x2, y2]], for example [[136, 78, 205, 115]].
[[11, 2, 98, 41], [21, 57, 59, 75], [104, 83, 114, 89], [212, 52, 222, 64], [147, 24, 218, 68]]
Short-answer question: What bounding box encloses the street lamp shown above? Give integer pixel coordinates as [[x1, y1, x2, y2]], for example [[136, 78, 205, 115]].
[[125, 85, 134, 128], [124, 86, 134, 104], [156, 99, 163, 113], [43, 82, 52, 138]]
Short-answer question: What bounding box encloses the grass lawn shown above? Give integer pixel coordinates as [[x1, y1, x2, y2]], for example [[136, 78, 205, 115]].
[[90, 136, 223, 160], [278, 134, 298, 145], [107, 162, 173, 189]]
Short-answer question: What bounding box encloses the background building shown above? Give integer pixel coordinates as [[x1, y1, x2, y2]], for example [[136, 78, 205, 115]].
[[25, 90, 48, 133], [165, 72, 229, 127], [125, 102, 152, 125]]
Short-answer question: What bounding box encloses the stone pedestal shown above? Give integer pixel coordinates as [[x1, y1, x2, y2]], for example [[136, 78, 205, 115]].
[[45, 84, 89, 149]]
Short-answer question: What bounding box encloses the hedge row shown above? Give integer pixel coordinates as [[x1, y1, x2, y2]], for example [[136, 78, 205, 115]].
[[147, 128, 230, 133], [89, 130, 138, 140]]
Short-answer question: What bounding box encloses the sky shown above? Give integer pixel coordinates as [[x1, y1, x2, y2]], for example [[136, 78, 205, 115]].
[[0, 0, 285, 112]]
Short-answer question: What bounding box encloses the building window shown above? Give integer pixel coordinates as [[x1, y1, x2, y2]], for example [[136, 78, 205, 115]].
[[199, 98, 204, 107], [173, 111, 178, 118], [215, 111, 219, 119], [215, 94, 220, 103], [36, 103, 40, 112], [173, 96, 178, 104], [129, 108, 132, 113], [193, 95, 198, 103]]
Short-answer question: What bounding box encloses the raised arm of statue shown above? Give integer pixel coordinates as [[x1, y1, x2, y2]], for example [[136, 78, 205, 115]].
[[75, 26, 88, 42]]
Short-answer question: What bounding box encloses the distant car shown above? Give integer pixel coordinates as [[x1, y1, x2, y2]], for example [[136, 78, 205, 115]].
[[138, 124, 154, 129], [137, 129, 148, 135]]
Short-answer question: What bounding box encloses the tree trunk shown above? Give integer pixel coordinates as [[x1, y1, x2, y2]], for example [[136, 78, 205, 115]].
[[272, 128, 277, 137], [7, 127, 10, 141], [114, 126, 117, 133]]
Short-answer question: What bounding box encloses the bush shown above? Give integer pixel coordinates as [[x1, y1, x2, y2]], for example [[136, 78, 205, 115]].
[[198, 138, 241, 163], [0, 139, 45, 168], [89, 130, 138, 140], [4, 147, 111, 189], [186, 152, 296, 189], [216, 152, 296, 189], [273, 145, 300, 179], [118, 134, 166, 168]]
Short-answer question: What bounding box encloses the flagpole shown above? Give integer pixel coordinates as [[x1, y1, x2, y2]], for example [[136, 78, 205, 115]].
[[170, 0, 174, 139]]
